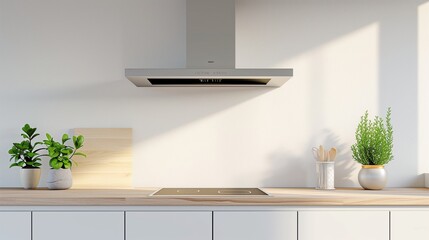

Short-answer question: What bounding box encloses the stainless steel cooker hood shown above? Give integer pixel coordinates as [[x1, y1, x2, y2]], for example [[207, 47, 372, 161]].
[[125, 0, 293, 87]]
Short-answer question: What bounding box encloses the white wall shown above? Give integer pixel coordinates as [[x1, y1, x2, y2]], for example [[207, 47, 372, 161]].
[[0, 0, 427, 188]]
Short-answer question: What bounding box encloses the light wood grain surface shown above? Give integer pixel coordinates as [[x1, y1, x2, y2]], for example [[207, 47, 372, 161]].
[[72, 128, 132, 189], [0, 188, 428, 206]]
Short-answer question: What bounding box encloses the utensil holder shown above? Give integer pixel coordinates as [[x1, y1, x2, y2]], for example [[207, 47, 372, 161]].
[[425, 173, 429, 188], [316, 161, 335, 190]]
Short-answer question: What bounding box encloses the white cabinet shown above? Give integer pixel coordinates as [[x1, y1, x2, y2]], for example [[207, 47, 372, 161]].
[[214, 211, 297, 240], [391, 211, 429, 240], [33, 212, 124, 240], [6, 208, 429, 240], [0, 212, 31, 240], [126, 211, 212, 240], [299, 210, 389, 240]]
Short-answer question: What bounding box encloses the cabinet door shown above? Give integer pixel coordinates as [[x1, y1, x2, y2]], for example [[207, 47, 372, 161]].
[[214, 211, 297, 240], [126, 211, 212, 240], [391, 211, 429, 240], [0, 212, 31, 240], [299, 210, 389, 240], [33, 212, 124, 240]]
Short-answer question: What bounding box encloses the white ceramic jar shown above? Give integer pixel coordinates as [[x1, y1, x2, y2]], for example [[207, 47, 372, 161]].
[[358, 165, 387, 190], [20, 168, 41, 189]]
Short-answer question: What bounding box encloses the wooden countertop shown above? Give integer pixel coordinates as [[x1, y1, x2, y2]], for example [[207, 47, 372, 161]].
[[0, 188, 428, 206]]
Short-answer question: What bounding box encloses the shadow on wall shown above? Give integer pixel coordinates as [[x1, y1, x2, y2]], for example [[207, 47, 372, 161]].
[[0, 79, 277, 187], [377, 1, 421, 187], [237, 0, 429, 187], [13, 79, 275, 141], [2, 0, 427, 187], [263, 130, 358, 187]]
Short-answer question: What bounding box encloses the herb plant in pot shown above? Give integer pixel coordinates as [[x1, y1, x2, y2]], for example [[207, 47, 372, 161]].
[[43, 133, 86, 190], [8, 124, 43, 189], [351, 108, 393, 190]]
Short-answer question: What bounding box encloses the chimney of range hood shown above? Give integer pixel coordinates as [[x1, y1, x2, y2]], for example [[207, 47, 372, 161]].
[[125, 0, 293, 87], [186, 0, 235, 69]]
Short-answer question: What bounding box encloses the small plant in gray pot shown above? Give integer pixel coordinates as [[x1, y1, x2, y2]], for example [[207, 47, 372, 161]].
[[43, 133, 86, 190], [351, 108, 393, 190], [8, 124, 43, 189]]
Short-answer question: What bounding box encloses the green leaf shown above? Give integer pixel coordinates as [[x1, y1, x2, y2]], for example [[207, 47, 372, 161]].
[[71, 159, 79, 167], [351, 108, 394, 165], [62, 134, 70, 144], [21, 141, 30, 149], [52, 151, 60, 158], [13, 143, 22, 149], [73, 136, 78, 147], [46, 133, 53, 141], [22, 124, 31, 133], [33, 162, 42, 167], [34, 148, 44, 153], [22, 124, 37, 138], [9, 163, 20, 168], [63, 161, 71, 169], [50, 159, 63, 169], [75, 135, 84, 149], [28, 128, 36, 138], [21, 133, 29, 139], [74, 152, 87, 157], [30, 133, 40, 140]]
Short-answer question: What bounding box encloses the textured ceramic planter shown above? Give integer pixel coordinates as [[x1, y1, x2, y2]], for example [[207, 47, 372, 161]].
[[47, 168, 73, 190], [358, 165, 387, 190], [20, 168, 41, 189]]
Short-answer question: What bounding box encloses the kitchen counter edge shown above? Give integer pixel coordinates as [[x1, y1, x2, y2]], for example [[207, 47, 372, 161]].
[[0, 188, 428, 206]]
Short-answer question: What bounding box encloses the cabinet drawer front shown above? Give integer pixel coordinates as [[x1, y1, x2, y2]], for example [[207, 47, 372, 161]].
[[214, 211, 297, 240], [127, 211, 212, 240], [299, 210, 389, 240], [0, 212, 31, 240], [391, 211, 429, 240], [33, 212, 124, 240]]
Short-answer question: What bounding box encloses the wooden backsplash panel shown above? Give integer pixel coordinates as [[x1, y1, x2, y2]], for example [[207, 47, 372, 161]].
[[71, 128, 132, 189]]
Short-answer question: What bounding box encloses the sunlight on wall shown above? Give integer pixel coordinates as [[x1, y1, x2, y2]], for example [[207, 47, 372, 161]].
[[133, 23, 380, 187], [273, 23, 380, 187], [275, 22, 380, 139], [0, 1, 423, 188], [132, 91, 292, 187], [418, 2, 429, 174]]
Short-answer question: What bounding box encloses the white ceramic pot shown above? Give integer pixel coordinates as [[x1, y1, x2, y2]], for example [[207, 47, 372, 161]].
[[20, 168, 41, 189], [358, 165, 387, 190], [46, 168, 73, 190]]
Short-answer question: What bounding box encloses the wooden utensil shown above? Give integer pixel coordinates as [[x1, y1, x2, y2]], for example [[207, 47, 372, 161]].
[[329, 148, 337, 161], [312, 147, 320, 160], [319, 145, 325, 161]]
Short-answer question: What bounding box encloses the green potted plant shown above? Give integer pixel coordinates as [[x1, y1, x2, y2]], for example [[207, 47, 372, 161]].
[[8, 124, 43, 189], [43, 133, 86, 190], [351, 108, 393, 190]]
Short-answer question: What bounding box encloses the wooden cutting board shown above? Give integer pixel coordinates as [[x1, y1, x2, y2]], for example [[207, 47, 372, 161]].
[[71, 128, 132, 189]]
